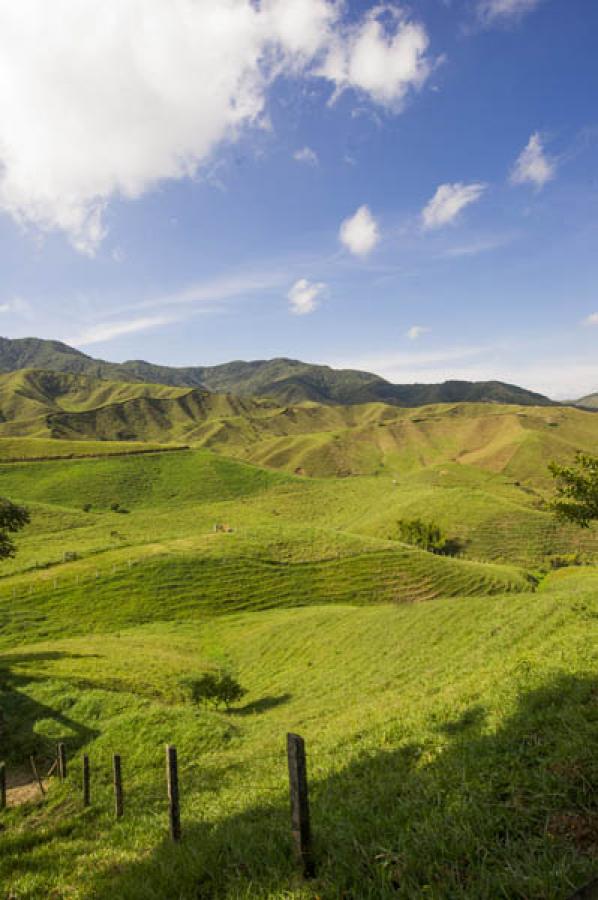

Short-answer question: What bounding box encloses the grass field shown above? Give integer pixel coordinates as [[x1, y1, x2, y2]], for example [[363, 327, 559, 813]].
[[0, 399, 597, 898], [1, 571, 598, 898]]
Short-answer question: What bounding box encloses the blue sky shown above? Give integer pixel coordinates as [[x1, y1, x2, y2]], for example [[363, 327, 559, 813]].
[[0, 0, 596, 398]]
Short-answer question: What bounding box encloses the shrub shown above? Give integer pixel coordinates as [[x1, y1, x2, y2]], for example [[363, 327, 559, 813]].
[[397, 518, 464, 557], [182, 672, 246, 709], [82, 503, 92, 512]]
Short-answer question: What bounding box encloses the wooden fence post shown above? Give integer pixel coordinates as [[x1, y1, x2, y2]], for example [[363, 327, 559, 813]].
[[29, 756, 46, 796], [57, 743, 67, 780], [286, 733, 315, 879], [166, 744, 181, 842], [113, 754, 123, 818], [0, 762, 6, 810], [83, 755, 90, 807]]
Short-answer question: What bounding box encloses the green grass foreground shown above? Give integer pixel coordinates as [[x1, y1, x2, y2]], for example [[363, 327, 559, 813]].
[[1, 573, 597, 898], [0, 443, 597, 897]]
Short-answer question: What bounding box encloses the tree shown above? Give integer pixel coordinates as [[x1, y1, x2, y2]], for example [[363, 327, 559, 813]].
[[397, 518, 465, 557], [0, 498, 30, 559], [549, 453, 598, 528], [183, 671, 246, 709]]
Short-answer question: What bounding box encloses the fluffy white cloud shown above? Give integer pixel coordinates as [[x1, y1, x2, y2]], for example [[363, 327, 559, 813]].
[[477, 0, 543, 25], [0, 0, 433, 253], [510, 133, 555, 189], [69, 315, 175, 347], [320, 5, 431, 108], [421, 182, 486, 230], [406, 325, 429, 340], [288, 278, 326, 315], [584, 313, 598, 327], [293, 146, 319, 165], [339, 205, 380, 256]]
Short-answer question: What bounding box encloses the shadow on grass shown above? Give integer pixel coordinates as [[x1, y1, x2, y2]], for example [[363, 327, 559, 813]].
[[227, 693, 292, 716], [0, 652, 99, 765], [6, 672, 598, 899]]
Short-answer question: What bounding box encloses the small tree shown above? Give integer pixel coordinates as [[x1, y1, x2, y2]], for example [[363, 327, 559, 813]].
[[549, 453, 598, 528], [397, 518, 465, 557], [0, 498, 30, 560], [184, 672, 246, 709]]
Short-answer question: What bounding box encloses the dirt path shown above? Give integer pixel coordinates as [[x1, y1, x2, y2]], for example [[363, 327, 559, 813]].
[[5, 765, 50, 807]]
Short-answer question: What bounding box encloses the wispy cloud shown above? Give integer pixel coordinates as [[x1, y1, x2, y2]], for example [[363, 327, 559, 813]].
[[0, 296, 33, 318], [421, 182, 486, 230], [583, 312, 598, 327], [335, 342, 598, 400], [135, 270, 287, 314], [440, 234, 513, 258], [510, 132, 555, 190], [68, 315, 176, 347], [476, 0, 544, 26], [293, 146, 319, 166], [406, 325, 430, 340]]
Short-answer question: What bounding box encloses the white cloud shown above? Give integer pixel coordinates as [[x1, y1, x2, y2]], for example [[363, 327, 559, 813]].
[[0, 0, 433, 254], [135, 269, 287, 313], [339, 205, 380, 257], [510, 133, 555, 190], [440, 235, 512, 258], [406, 325, 429, 340], [583, 313, 598, 327], [335, 344, 598, 400], [421, 182, 486, 230], [293, 146, 319, 165], [0, 296, 32, 317], [320, 5, 432, 109], [477, 0, 543, 26], [288, 278, 326, 315], [68, 315, 176, 347]]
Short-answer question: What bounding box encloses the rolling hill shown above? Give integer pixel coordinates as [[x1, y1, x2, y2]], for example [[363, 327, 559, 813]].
[[0, 336, 556, 407], [575, 391, 598, 409], [0, 438, 597, 898], [0, 369, 594, 489]]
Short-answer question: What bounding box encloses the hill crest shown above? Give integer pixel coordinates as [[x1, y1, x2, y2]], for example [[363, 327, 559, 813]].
[[0, 336, 556, 408]]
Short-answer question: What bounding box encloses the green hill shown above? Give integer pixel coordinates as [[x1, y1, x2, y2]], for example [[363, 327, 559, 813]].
[[0, 370, 593, 489], [0, 336, 556, 406], [0, 361, 597, 897]]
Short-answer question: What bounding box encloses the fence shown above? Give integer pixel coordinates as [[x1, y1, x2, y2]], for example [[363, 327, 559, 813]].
[[2, 738, 596, 895], [0, 732, 315, 880]]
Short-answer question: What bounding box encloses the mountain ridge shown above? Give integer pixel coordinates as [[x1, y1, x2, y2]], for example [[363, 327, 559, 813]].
[[0, 336, 558, 408]]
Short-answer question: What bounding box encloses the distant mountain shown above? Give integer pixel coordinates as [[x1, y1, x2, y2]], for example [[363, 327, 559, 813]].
[[0, 336, 556, 407], [574, 392, 598, 410]]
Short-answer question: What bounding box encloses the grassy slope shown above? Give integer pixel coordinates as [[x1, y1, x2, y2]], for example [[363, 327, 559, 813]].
[[0, 423, 597, 896], [1, 570, 597, 898], [0, 371, 593, 486]]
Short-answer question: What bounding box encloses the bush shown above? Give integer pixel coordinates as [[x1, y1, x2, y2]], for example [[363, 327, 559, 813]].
[[82, 503, 92, 512], [548, 552, 584, 570], [397, 518, 465, 557], [183, 672, 246, 709], [110, 502, 129, 514]]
